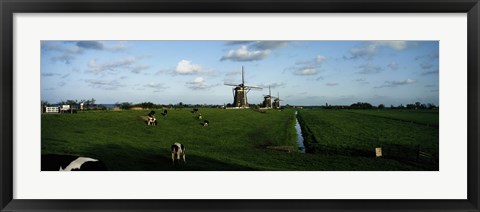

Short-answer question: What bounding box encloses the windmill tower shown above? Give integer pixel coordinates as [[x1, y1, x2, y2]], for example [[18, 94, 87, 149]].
[[224, 66, 262, 108], [273, 92, 282, 109], [262, 86, 273, 108]]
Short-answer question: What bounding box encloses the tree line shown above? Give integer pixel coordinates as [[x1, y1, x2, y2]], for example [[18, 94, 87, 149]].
[[290, 102, 438, 110], [42, 99, 438, 111], [114, 102, 224, 110]]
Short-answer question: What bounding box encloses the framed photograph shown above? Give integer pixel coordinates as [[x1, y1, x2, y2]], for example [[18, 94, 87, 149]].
[[1, 0, 479, 211]]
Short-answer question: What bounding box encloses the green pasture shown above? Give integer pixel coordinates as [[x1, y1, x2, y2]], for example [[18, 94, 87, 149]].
[[345, 109, 439, 126], [297, 109, 439, 170], [42, 108, 438, 171]]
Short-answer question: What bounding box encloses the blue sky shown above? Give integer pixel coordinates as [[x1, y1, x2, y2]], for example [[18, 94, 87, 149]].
[[41, 40, 439, 106]]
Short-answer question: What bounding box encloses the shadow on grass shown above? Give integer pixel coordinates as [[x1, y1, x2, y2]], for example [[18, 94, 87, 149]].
[[61, 142, 257, 171]]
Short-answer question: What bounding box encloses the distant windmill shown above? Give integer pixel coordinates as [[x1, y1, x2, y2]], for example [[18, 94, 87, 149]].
[[224, 66, 262, 108], [262, 86, 273, 108], [273, 92, 282, 109]]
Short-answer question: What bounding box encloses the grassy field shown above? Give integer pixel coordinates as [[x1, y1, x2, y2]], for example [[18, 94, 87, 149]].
[[345, 109, 439, 126], [42, 108, 438, 171], [297, 109, 439, 170]]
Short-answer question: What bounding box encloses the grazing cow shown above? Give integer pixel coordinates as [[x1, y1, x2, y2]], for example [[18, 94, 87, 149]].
[[171, 142, 186, 164], [198, 113, 202, 120], [161, 109, 168, 117], [148, 110, 156, 117], [193, 108, 199, 113], [41, 154, 108, 171], [203, 120, 209, 127], [147, 117, 157, 126]]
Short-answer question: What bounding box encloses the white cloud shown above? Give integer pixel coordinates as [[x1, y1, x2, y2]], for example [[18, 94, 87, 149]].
[[357, 63, 383, 74], [76, 41, 128, 51], [387, 61, 399, 70], [420, 63, 434, 70], [42, 42, 84, 64], [316, 55, 327, 63], [220, 46, 271, 62], [326, 82, 339, 86], [376, 78, 417, 88], [87, 57, 137, 74], [250, 41, 288, 50], [87, 56, 149, 74], [76, 41, 104, 50], [131, 64, 150, 74], [84, 79, 124, 90], [295, 55, 327, 65], [194, 77, 204, 83], [225, 41, 288, 51], [186, 77, 217, 90], [221, 41, 287, 63], [355, 78, 369, 84], [415, 52, 439, 61], [294, 67, 319, 76], [157, 60, 215, 76], [347, 44, 378, 59], [258, 82, 286, 89], [144, 82, 168, 91], [42, 41, 128, 64], [421, 69, 439, 76], [175, 60, 202, 74], [345, 41, 412, 59], [289, 55, 326, 76], [374, 41, 408, 50]]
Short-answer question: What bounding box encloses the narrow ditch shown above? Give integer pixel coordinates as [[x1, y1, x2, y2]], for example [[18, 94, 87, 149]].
[[294, 111, 306, 153]]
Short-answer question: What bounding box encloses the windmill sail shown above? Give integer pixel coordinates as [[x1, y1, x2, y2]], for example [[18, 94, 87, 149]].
[[224, 66, 262, 108], [273, 92, 282, 109], [262, 86, 273, 108]]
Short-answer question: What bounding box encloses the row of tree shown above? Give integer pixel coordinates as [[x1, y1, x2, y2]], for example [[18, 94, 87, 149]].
[[115, 102, 224, 110], [41, 99, 227, 111], [42, 99, 438, 111], [343, 102, 437, 110], [378, 102, 438, 110], [287, 102, 438, 110]]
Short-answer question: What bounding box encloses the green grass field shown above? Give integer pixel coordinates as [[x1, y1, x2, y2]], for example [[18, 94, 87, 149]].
[[42, 108, 438, 171], [297, 109, 439, 170]]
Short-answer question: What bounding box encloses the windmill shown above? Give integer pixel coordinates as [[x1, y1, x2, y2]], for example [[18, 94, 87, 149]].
[[224, 66, 262, 108], [273, 92, 282, 109], [262, 86, 273, 108]]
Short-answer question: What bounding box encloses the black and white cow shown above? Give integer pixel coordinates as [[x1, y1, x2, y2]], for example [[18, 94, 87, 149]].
[[171, 142, 186, 164], [41, 154, 108, 171], [203, 120, 209, 127], [147, 116, 158, 126], [148, 110, 156, 117], [161, 109, 168, 117]]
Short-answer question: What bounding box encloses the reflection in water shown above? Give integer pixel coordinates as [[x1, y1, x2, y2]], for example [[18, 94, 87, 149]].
[[294, 111, 306, 153]]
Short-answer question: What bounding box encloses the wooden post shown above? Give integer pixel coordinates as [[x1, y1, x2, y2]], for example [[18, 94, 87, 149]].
[[375, 147, 382, 157]]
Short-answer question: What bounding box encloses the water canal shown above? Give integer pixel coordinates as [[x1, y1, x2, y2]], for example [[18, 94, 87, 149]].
[[294, 111, 306, 153]]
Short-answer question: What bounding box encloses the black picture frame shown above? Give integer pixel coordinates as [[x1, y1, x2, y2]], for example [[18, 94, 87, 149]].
[[1, 0, 479, 211]]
